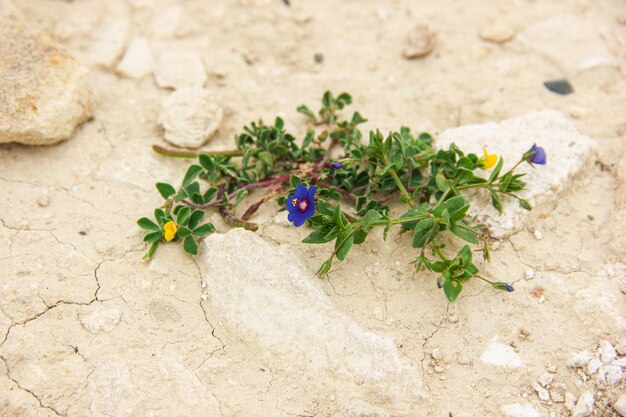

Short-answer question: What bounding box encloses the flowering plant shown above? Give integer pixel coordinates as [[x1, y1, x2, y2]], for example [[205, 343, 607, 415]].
[[138, 92, 545, 301]]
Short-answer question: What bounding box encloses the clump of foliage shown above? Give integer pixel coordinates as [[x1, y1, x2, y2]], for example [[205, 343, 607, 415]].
[[138, 91, 545, 302]]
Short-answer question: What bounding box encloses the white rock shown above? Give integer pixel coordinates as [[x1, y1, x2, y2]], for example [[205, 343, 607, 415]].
[[533, 229, 543, 240], [613, 357, 626, 368], [402, 24, 436, 59], [614, 394, 626, 416], [599, 364, 623, 386], [437, 111, 595, 238], [85, 17, 131, 68], [565, 392, 577, 411], [538, 372, 554, 387], [502, 403, 542, 417], [480, 339, 522, 368], [78, 306, 122, 334], [480, 22, 516, 43], [551, 390, 564, 403], [573, 391, 594, 417], [150, 6, 182, 38], [524, 268, 535, 280], [116, 37, 154, 79], [0, 3, 93, 145], [599, 340, 617, 364], [533, 383, 550, 401], [198, 229, 422, 411], [568, 350, 593, 367], [154, 51, 206, 89], [158, 87, 223, 149], [516, 14, 618, 74], [586, 358, 602, 374]]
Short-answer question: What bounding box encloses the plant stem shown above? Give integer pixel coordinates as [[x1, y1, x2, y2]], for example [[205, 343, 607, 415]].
[[152, 144, 243, 158], [219, 207, 258, 231], [388, 168, 415, 207], [241, 192, 276, 221]]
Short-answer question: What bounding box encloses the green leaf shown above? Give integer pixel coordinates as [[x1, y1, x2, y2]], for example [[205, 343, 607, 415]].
[[177, 226, 192, 237], [176, 206, 190, 225], [143, 231, 162, 243], [353, 229, 368, 244], [154, 209, 166, 225], [290, 175, 302, 188], [518, 198, 531, 211], [297, 105, 317, 122], [412, 218, 436, 248], [443, 278, 463, 302], [188, 210, 205, 229], [143, 241, 159, 261], [193, 223, 215, 237], [156, 183, 176, 199], [434, 196, 468, 220], [257, 151, 273, 167], [450, 224, 479, 244], [183, 165, 203, 186], [137, 217, 159, 230], [435, 173, 449, 192], [458, 245, 472, 266], [183, 235, 198, 255], [233, 189, 248, 206], [361, 210, 383, 231], [317, 259, 333, 276], [335, 232, 354, 261], [489, 188, 503, 214], [303, 230, 332, 244], [488, 157, 504, 183]]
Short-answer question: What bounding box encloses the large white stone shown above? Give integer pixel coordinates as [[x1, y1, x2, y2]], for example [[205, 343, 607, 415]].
[[158, 87, 223, 148], [480, 339, 522, 368], [437, 111, 594, 238], [516, 14, 617, 74], [116, 37, 154, 80], [0, 3, 93, 145], [154, 50, 206, 89], [199, 229, 422, 411]]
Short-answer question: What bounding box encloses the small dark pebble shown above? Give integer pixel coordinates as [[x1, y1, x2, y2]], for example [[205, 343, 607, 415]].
[[79, 230, 87, 236], [543, 79, 573, 95], [587, 214, 595, 221], [314, 52, 324, 64], [282, 0, 290, 5]]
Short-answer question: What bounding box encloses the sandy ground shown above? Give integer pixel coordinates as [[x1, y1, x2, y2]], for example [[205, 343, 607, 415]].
[[1, 0, 625, 416]]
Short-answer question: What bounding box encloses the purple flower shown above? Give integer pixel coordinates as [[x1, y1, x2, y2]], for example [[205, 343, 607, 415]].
[[331, 161, 342, 170], [528, 144, 547, 165], [502, 284, 515, 292], [286, 184, 317, 227]]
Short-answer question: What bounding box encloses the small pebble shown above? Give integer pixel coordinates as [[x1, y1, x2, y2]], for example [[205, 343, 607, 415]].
[[614, 394, 626, 416], [403, 24, 436, 59], [565, 392, 577, 411], [538, 373, 554, 387], [37, 195, 49, 207], [314, 52, 324, 63], [533, 229, 544, 240], [431, 348, 442, 361], [544, 79, 574, 96], [573, 391, 594, 417], [551, 390, 564, 403], [587, 358, 602, 374], [599, 340, 617, 364], [601, 364, 623, 385], [480, 22, 516, 43], [524, 268, 535, 280], [567, 350, 592, 367], [533, 383, 550, 401], [79, 230, 87, 236]]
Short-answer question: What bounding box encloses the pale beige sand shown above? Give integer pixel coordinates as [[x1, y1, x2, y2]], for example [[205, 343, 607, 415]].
[[1, 0, 625, 416]]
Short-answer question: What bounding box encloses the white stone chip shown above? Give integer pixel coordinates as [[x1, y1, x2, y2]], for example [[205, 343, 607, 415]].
[[567, 350, 593, 367], [614, 394, 626, 417], [85, 17, 131, 68], [437, 111, 594, 238], [480, 339, 522, 368], [116, 37, 154, 80], [198, 229, 422, 411], [0, 3, 93, 145], [573, 391, 594, 417], [516, 14, 618, 74], [502, 403, 542, 417], [538, 373, 554, 387], [586, 358, 602, 375], [599, 340, 617, 364], [599, 364, 623, 386], [154, 51, 206, 89], [480, 22, 516, 43], [158, 87, 223, 149]]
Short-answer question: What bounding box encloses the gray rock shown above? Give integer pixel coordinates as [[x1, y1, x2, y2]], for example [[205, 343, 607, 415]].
[[0, 3, 93, 145], [158, 87, 223, 149]]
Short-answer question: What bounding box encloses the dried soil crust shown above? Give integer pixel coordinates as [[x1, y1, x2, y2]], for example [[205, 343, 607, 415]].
[[0, 0, 625, 416]]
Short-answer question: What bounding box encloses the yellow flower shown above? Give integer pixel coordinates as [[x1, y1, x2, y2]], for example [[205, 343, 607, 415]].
[[163, 221, 177, 242], [481, 147, 498, 170]]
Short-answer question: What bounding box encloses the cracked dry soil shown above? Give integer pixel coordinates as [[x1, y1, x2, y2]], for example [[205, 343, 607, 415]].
[[1, 0, 625, 416]]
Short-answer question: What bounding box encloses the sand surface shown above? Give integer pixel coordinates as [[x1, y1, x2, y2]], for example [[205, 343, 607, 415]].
[[1, 0, 625, 416]]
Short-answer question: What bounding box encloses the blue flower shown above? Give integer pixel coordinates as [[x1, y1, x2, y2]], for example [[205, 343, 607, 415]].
[[286, 184, 317, 227], [528, 144, 547, 165], [331, 161, 342, 170], [502, 284, 515, 292]]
